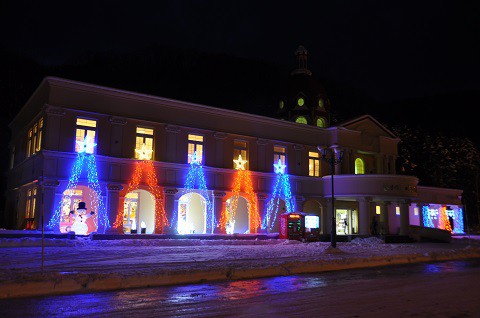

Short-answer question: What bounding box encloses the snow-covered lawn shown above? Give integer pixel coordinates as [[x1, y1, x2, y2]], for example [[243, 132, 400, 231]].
[[0, 231, 479, 299]]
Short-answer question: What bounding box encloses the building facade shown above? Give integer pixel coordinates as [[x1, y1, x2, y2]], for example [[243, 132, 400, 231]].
[[5, 73, 464, 236]]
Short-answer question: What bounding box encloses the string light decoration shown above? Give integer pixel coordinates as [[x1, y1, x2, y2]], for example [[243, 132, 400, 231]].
[[179, 151, 215, 233], [47, 137, 109, 232], [452, 208, 464, 234], [422, 206, 434, 228], [113, 145, 168, 233], [438, 206, 452, 232], [262, 159, 295, 232], [219, 154, 261, 233]]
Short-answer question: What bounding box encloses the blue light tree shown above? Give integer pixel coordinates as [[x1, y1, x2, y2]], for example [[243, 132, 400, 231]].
[[47, 137, 109, 233], [176, 151, 215, 233], [262, 159, 295, 232]]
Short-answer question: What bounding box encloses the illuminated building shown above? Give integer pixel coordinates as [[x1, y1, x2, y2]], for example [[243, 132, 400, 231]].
[[5, 47, 464, 236]]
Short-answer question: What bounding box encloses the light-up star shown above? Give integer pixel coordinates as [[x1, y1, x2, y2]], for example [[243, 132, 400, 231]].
[[188, 151, 202, 165], [76, 136, 97, 154], [273, 158, 286, 174], [135, 143, 153, 160], [233, 154, 248, 170]]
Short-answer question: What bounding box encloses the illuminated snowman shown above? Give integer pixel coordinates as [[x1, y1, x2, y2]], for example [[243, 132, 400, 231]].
[[70, 201, 95, 235]]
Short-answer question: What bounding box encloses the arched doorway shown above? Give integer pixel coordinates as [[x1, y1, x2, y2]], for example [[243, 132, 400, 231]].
[[59, 185, 97, 234], [303, 199, 323, 233], [177, 192, 207, 234], [226, 196, 250, 234], [123, 189, 155, 234]]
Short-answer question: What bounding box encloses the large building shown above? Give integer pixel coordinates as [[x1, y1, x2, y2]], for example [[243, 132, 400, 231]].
[[5, 47, 464, 237]]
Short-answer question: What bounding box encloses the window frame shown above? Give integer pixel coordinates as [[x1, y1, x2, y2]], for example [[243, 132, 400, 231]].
[[75, 118, 97, 153], [308, 151, 320, 177], [273, 145, 286, 168], [233, 140, 248, 170], [188, 133, 204, 164], [135, 126, 154, 160]]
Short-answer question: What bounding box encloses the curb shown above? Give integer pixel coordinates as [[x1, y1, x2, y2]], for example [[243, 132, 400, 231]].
[[1, 249, 480, 299]]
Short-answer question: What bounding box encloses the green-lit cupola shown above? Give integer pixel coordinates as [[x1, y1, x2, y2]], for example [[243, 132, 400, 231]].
[[277, 45, 331, 128]]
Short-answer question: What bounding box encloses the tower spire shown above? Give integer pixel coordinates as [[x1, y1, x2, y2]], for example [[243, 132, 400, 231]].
[[291, 45, 312, 75]]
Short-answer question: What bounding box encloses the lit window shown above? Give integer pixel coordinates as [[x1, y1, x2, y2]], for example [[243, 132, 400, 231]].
[[316, 117, 326, 128], [25, 187, 37, 219], [355, 158, 365, 175], [188, 134, 204, 164], [274, 146, 286, 168], [233, 140, 248, 169], [308, 151, 320, 177], [295, 116, 308, 124], [75, 118, 97, 153], [297, 98, 305, 106], [318, 99, 324, 108], [26, 117, 43, 157], [135, 126, 154, 160], [279, 100, 284, 109], [396, 206, 400, 216], [414, 207, 419, 216], [376, 206, 381, 215]]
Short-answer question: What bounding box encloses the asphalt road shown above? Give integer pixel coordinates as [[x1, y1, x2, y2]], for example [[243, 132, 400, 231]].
[[1, 259, 479, 318]]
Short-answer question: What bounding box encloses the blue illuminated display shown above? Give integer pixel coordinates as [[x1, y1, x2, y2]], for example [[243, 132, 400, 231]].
[[262, 160, 295, 231]]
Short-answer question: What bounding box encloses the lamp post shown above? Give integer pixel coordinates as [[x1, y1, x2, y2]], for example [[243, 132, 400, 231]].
[[318, 145, 343, 248]]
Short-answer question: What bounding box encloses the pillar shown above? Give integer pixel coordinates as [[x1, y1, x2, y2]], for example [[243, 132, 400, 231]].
[[399, 200, 410, 235], [325, 198, 333, 234], [358, 197, 371, 235], [295, 195, 305, 213], [379, 201, 390, 235], [257, 193, 268, 232], [213, 191, 226, 233], [164, 188, 178, 233], [105, 184, 123, 234], [41, 179, 59, 232]]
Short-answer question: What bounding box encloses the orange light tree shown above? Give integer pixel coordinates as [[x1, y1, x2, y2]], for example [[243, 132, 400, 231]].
[[220, 155, 261, 233], [114, 144, 168, 233], [438, 206, 452, 233]]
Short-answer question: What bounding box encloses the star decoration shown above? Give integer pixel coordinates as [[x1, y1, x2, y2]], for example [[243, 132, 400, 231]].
[[135, 143, 153, 160], [188, 151, 202, 165], [76, 136, 96, 154], [273, 158, 286, 174], [233, 154, 248, 170]]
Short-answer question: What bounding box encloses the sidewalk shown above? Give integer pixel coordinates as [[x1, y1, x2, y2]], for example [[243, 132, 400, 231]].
[[0, 233, 479, 299]]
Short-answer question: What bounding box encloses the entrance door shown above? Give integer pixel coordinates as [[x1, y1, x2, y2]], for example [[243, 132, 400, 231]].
[[123, 190, 155, 234], [177, 193, 206, 234], [336, 209, 359, 235]]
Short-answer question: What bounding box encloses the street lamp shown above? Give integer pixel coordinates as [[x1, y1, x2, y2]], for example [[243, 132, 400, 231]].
[[318, 145, 344, 248]]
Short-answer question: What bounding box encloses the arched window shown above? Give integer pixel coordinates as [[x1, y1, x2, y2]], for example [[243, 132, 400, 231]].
[[318, 99, 324, 108], [316, 117, 326, 127], [295, 116, 308, 124], [355, 158, 365, 175], [279, 100, 284, 109]]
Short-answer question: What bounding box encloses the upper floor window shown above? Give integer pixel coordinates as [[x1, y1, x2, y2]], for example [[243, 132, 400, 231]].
[[274, 146, 286, 167], [297, 98, 305, 106], [279, 100, 284, 109], [316, 117, 327, 128], [295, 116, 308, 125], [308, 151, 320, 177], [75, 118, 97, 153], [188, 134, 204, 164], [355, 158, 365, 175], [26, 117, 43, 157], [135, 126, 154, 160], [318, 99, 324, 109], [233, 140, 248, 170]]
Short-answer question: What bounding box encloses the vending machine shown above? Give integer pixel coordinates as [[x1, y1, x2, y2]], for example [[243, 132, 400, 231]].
[[279, 212, 305, 241]]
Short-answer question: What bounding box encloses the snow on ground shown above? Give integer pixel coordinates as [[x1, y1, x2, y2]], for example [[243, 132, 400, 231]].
[[0, 231, 479, 299]]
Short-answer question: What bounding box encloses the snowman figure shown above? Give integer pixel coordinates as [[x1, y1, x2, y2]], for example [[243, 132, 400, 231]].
[[70, 201, 95, 235]]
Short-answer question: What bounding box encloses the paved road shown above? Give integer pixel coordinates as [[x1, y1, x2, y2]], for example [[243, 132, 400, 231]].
[[1, 259, 479, 317]]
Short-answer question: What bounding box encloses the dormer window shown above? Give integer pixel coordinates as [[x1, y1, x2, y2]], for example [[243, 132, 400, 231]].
[[297, 98, 305, 106], [279, 100, 284, 109], [318, 99, 324, 108], [316, 117, 327, 128]]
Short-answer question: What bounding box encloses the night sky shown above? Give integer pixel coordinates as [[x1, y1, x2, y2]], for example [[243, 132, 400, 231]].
[[1, 1, 480, 143]]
